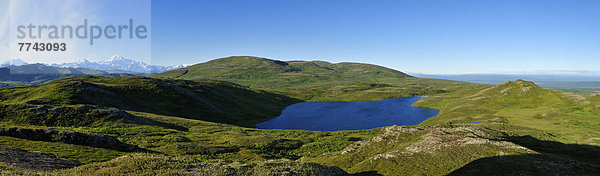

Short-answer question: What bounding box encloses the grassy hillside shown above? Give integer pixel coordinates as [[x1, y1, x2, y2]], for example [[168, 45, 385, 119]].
[[1, 59, 599, 175], [154, 56, 483, 101], [301, 124, 600, 175], [155, 56, 410, 88], [415, 80, 600, 145], [0, 76, 298, 127], [0, 109, 377, 175], [296, 80, 600, 175], [2, 111, 598, 175]]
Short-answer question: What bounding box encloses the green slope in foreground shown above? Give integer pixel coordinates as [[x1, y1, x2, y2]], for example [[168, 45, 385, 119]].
[[300, 80, 600, 175]]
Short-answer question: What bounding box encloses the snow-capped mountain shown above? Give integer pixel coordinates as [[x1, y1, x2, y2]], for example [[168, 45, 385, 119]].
[[52, 55, 190, 73], [1, 59, 28, 67], [2, 56, 189, 73]]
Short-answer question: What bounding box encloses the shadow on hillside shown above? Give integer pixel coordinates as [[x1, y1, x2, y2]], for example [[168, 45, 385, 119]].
[[74, 79, 301, 128], [505, 135, 600, 164], [448, 135, 600, 176], [126, 116, 189, 132], [350, 171, 383, 176]]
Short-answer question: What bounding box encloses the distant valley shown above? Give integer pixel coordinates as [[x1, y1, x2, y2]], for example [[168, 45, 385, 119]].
[[412, 73, 600, 94]]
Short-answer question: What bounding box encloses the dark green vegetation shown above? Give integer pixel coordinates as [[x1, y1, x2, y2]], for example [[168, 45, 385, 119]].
[[0, 76, 297, 127], [0, 56, 599, 175], [0, 147, 83, 171]]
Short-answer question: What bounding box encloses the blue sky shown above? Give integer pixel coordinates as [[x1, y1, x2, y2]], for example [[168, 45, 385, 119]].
[[151, 0, 600, 74], [2, 0, 599, 74]]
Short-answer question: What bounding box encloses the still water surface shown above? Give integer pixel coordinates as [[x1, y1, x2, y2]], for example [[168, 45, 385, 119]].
[[257, 96, 439, 131]]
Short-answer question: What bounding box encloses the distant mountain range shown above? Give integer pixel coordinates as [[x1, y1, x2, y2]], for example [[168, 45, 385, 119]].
[[1, 55, 190, 74], [0, 63, 142, 88], [0, 59, 28, 67], [3, 64, 108, 75], [409, 73, 600, 90]]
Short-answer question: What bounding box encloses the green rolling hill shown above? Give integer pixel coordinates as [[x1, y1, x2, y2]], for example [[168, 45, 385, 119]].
[[414, 80, 600, 146], [0, 76, 297, 127], [154, 56, 412, 89], [154, 56, 482, 101]]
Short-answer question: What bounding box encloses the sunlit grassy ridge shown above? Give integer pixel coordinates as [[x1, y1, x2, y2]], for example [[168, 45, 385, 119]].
[[154, 56, 483, 101], [155, 56, 411, 89], [415, 80, 600, 145], [302, 124, 537, 175]]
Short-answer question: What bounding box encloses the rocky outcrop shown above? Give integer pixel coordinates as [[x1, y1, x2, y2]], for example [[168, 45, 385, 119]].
[[0, 127, 137, 151]]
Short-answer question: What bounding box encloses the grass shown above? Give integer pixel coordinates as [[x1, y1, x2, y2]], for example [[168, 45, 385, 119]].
[[0, 111, 375, 174], [154, 56, 483, 101], [0, 104, 127, 127], [0, 90, 598, 175], [0, 136, 126, 164], [6, 112, 587, 175], [9, 111, 375, 163], [414, 80, 600, 145], [1, 57, 599, 175], [0, 76, 299, 127], [301, 124, 538, 175], [57, 154, 348, 176]]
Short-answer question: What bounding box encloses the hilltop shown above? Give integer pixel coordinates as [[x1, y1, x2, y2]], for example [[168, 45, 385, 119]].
[[155, 56, 482, 101], [155, 56, 411, 88]]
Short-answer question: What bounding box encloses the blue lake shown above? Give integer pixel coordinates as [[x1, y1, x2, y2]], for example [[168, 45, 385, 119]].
[[257, 96, 439, 131]]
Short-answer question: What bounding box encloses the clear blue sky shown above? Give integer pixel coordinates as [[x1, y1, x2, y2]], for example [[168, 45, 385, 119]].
[[125, 1, 600, 73]]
